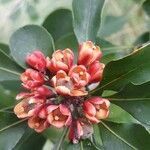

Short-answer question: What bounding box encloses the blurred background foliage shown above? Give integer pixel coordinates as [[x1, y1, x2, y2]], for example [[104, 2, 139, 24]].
[[0, 0, 149, 46]]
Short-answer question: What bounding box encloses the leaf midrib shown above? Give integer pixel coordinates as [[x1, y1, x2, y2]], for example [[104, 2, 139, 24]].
[[101, 121, 138, 150]]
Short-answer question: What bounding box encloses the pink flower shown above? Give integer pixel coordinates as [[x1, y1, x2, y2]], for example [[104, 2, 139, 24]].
[[51, 70, 87, 96], [26, 50, 46, 72], [88, 61, 105, 84], [83, 97, 110, 123], [20, 69, 45, 89], [78, 41, 102, 66], [47, 104, 71, 128], [13, 100, 43, 118], [46, 49, 74, 73], [68, 120, 83, 144], [69, 65, 90, 88], [28, 116, 49, 133]]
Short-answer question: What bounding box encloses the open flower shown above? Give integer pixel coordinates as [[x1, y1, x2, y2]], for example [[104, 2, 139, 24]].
[[47, 104, 71, 128], [46, 49, 74, 73], [14, 100, 44, 118], [26, 50, 46, 72], [20, 69, 45, 89], [28, 116, 49, 133], [51, 70, 87, 96], [78, 41, 102, 66], [83, 97, 110, 123], [69, 65, 90, 88], [88, 61, 105, 84]]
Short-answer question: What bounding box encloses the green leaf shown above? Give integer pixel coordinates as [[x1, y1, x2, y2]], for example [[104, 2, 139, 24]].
[[0, 43, 10, 56], [134, 32, 150, 47], [72, 0, 105, 42], [13, 128, 45, 150], [108, 82, 150, 130], [98, 121, 150, 150], [92, 43, 150, 93], [107, 103, 138, 124], [0, 50, 22, 81], [43, 9, 73, 42], [9, 25, 55, 68], [96, 38, 128, 64], [98, 15, 127, 37], [143, 0, 150, 16], [55, 33, 78, 55], [0, 112, 45, 150]]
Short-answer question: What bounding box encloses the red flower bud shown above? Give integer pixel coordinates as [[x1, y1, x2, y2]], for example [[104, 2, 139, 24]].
[[20, 69, 45, 89], [26, 50, 46, 72], [46, 49, 74, 73], [83, 97, 110, 123], [88, 61, 105, 84], [78, 41, 102, 66], [47, 104, 72, 128]]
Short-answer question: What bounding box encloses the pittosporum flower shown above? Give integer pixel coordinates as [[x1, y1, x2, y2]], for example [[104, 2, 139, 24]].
[[14, 41, 110, 144], [78, 41, 102, 66], [69, 65, 90, 88], [47, 104, 72, 128], [20, 68, 45, 89], [83, 97, 110, 123], [28, 115, 49, 133], [51, 70, 87, 96], [88, 61, 105, 84], [26, 50, 46, 72], [46, 49, 74, 73]]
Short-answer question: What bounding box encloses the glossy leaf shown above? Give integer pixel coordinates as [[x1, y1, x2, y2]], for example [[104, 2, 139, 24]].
[[107, 103, 138, 124], [55, 33, 78, 56], [92, 43, 150, 94], [0, 112, 45, 150], [134, 32, 150, 46], [96, 37, 128, 64], [43, 9, 73, 42], [9, 25, 54, 68], [143, 0, 150, 16], [72, 0, 105, 42], [0, 50, 22, 81], [98, 121, 150, 150], [0, 43, 10, 56], [108, 82, 150, 129]]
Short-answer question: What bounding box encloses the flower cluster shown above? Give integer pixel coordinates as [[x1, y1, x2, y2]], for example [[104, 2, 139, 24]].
[[14, 41, 110, 143]]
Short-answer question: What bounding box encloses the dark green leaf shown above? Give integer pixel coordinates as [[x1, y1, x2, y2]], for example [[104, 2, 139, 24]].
[[43, 9, 73, 42], [108, 82, 150, 129], [107, 103, 138, 124], [13, 128, 45, 150], [0, 43, 10, 55], [72, 0, 105, 42], [0, 50, 22, 81], [0, 112, 45, 150], [143, 0, 150, 16], [10, 25, 55, 68], [96, 38, 128, 64], [92, 43, 150, 94], [55, 33, 78, 55], [134, 32, 150, 47], [98, 121, 150, 150]]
